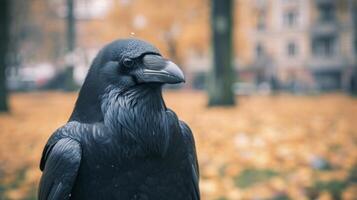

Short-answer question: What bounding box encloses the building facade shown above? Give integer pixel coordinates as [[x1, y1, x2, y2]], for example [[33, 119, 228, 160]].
[[248, 0, 357, 92]]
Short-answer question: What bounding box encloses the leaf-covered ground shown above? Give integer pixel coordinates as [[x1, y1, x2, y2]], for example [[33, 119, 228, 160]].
[[0, 92, 357, 200]]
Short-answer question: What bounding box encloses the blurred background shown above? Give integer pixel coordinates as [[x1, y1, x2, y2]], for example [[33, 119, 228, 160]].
[[0, 0, 357, 199]]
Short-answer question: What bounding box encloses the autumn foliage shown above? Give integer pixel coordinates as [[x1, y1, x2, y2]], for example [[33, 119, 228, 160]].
[[0, 92, 357, 199]]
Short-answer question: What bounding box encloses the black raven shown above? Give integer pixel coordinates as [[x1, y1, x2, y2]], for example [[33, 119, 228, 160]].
[[38, 39, 200, 200]]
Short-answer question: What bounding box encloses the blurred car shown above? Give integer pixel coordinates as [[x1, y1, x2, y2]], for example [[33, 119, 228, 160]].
[[7, 63, 55, 91]]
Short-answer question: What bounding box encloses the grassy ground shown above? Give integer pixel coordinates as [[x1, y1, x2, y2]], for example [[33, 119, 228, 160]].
[[0, 91, 357, 199]]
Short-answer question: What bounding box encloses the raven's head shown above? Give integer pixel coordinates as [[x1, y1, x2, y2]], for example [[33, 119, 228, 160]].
[[70, 39, 184, 123], [97, 40, 184, 90]]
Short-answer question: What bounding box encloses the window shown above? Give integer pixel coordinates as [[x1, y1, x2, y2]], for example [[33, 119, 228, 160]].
[[283, 10, 298, 27], [312, 36, 336, 57], [287, 42, 298, 57], [256, 43, 264, 58], [318, 4, 335, 22], [257, 12, 266, 30]]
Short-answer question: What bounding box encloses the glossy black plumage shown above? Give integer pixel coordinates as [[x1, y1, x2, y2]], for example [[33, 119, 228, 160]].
[[38, 39, 200, 200]]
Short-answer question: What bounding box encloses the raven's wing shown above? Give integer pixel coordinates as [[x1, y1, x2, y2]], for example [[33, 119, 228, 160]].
[[38, 137, 81, 200], [179, 121, 200, 200]]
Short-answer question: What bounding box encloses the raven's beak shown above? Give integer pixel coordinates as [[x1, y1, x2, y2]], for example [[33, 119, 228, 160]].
[[137, 55, 185, 84]]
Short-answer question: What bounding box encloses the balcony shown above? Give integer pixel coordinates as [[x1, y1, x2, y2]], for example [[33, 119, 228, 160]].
[[313, 0, 339, 35], [308, 57, 347, 71], [315, 0, 335, 6], [310, 21, 339, 36]]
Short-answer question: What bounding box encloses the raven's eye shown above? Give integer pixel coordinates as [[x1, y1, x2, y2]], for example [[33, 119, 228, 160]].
[[123, 58, 134, 68]]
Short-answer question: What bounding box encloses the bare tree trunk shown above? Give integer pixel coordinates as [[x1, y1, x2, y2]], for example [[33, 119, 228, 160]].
[[0, 0, 10, 112], [67, 0, 76, 53], [64, 0, 77, 91], [350, 0, 357, 95], [208, 0, 236, 106]]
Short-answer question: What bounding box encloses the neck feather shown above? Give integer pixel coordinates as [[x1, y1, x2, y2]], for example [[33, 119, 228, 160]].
[[101, 84, 170, 157]]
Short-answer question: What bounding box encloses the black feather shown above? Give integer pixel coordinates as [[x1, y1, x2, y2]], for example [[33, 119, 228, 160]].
[[39, 39, 200, 200]]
